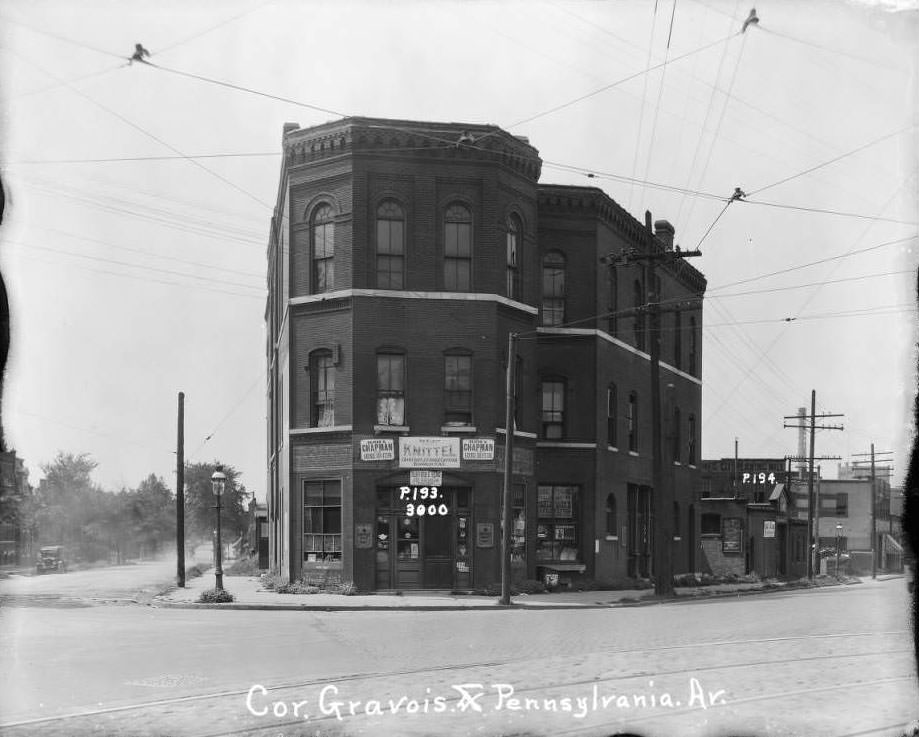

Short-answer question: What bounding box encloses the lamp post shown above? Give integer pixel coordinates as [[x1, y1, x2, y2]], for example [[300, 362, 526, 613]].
[[835, 524, 843, 580], [211, 466, 226, 591]]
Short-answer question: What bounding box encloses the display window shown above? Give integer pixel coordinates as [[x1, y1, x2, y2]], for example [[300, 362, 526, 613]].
[[536, 485, 579, 561]]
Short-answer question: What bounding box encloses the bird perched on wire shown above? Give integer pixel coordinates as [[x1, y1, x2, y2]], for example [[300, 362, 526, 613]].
[[455, 130, 476, 147], [731, 187, 747, 201], [741, 8, 759, 33], [129, 43, 151, 64]]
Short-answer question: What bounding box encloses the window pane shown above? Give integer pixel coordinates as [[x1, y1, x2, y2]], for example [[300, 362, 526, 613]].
[[305, 483, 323, 506], [455, 260, 471, 291], [390, 221, 404, 254], [377, 396, 405, 425], [303, 507, 322, 533], [323, 507, 342, 534]]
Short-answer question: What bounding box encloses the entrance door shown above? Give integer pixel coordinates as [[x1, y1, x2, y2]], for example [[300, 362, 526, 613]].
[[423, 514, 454, 588]]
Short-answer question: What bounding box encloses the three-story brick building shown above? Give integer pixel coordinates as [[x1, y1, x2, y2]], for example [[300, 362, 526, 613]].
[[266, 117, 706, 590]]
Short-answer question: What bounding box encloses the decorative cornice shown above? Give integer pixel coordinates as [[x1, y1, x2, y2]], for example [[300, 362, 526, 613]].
[[282, 117, 542, 182]]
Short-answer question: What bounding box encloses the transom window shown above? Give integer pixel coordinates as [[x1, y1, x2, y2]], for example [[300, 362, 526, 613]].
[[309, 350, 335, 427], [444, 204, 472, 291], [303, 480, 341, 562], [537, 485, 579, 561], [506, 214, 521, 299], [541, 379, 565, 439], [376, 353, 405, 426], [376, 201, 405, 289], [542, 251, 566, 326], [311, 204, 335, 293], [444, 354, 473, 425]]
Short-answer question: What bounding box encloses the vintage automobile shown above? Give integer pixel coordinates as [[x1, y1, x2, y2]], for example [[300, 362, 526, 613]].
[[36, 545, 67, 574]]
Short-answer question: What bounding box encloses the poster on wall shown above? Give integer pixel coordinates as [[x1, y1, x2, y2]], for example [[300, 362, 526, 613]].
[[462, 437, 494, 461], [355, 523, 373, 549], [398, 436, 461, 468], [764, 520, 776, 539], [722, 517, 743, 553], [360, 438, 394, 461]]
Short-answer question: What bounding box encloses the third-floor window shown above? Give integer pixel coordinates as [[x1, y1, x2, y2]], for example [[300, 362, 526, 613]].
[[311, 204, 335, 293], [376, 201, 405, 289], [542, 251, 566, 326], [444, 204, 472, 291], [444, 353, 473, 426], [376, 353, 405, 426], [506, 214, 521, 299]]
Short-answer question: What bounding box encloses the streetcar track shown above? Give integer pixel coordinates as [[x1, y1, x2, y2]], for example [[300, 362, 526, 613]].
[[1, 638, 909, 733]]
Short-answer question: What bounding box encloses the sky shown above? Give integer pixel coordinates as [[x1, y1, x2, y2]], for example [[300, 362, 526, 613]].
[[0, 0, 916, 499]]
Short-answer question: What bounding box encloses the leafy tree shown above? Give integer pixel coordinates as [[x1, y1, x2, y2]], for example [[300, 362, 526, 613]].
[[183, 462, 249, 547]]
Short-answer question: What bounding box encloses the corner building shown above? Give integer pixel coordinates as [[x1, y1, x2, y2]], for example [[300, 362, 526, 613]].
[[266, 117, 706, 590]]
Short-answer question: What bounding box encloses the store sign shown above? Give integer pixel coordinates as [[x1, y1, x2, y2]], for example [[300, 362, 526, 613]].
[[476, 522, 495, 548], [409, 470, 442, 486], [462, 438, 494, 461], [398, 437, 460, 468], [764, 520, 776, 539], [355, 523, 373, 549], [722, 517, 743, 553], [360, 438, 394, 461]]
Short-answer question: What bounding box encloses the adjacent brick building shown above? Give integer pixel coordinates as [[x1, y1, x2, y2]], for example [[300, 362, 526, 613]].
[[266, 117, 706, 590]]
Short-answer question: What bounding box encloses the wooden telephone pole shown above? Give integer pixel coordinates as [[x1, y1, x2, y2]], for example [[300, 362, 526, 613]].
[[784, 391, 843, 580], [851, 445, 893, 579], [602, 235, 702, 597]]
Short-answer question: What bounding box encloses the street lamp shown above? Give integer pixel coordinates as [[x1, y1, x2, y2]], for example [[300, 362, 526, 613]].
[[835, 524, 843, 580], [211, 466, 227, 591]]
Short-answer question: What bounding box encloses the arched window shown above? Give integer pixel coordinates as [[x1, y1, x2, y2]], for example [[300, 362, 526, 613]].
[[540, 378, 566, 439], [542, 251, 566, 326], [672, 405, 681, 462], [607, 383, 617, 447], [309, 349, 335, 427], [376, 201, 405, 289], [674, 310, 682, 369], [627, 391, 639, 452], [444, 203, 472, 291], [608, 268, 618, 337], [506, 214, 522, 299], [633, 279, 645, 351], [689, 316, 698, 376], [311, 204, 335, 293], [606, 493, 618, 536]]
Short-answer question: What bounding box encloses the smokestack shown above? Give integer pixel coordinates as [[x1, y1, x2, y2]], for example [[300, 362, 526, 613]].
[[654, 220, 675, 249], [644, 210, 653, 233]]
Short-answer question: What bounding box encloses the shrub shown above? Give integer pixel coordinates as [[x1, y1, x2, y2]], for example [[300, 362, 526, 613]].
[[185, 564, 211, 580], [198, 588, 234, 603], [259, 573, 280, 590]]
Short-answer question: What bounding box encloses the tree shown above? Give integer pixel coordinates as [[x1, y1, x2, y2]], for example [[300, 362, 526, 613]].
[[183, 462, 249, 547]]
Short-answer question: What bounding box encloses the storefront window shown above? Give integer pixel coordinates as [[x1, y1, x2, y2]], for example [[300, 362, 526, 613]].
[[397, 516, 420, 560], [536, 485, 579, 561], [511, 484, 526, 564], [303, 480, 341, 561]]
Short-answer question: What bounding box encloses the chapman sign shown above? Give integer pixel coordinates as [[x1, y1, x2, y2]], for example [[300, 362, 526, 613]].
[[398, 437, 461, 468], [462, 438, 494, 461], [360, 439, 395, 461]]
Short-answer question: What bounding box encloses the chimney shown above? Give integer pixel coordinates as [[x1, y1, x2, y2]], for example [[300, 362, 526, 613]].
[[644, 210, 653, 233], [654, 219, 675, 249], [283, 122, 299, 138]]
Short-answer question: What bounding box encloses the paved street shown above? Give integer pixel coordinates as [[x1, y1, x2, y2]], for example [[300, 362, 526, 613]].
[[1, 576, 916, 737]]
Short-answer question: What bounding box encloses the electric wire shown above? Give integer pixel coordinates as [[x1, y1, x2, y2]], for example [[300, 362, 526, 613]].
[[187, 371, 267, 460], [738, 198, 917, 227], [745, 125, 917, 196], [154, 0, 277, 56], [628, 0, 661, 209]]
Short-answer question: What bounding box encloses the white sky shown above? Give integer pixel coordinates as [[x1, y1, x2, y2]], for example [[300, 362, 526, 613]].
[[1, 0, 916, 497]]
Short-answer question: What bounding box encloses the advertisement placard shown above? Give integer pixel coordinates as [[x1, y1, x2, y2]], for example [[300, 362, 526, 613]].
[[462, 437, 495, 461], [398, 437, 461, 468], [722, 517, 743, 553], [764, 520, 776, 538], [360, 438, 394, 461], [409, 470, 443, 486]]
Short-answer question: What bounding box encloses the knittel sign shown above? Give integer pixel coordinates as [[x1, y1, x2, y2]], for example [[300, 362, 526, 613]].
[[398, 437, 461, 468]]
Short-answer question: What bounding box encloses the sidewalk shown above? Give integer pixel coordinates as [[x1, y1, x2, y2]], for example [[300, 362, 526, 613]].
[[153, 570, 880, 611]]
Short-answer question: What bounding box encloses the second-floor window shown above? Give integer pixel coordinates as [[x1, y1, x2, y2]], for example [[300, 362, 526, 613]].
[[444, 354, 473, 425], [376, 201, 405, 289], [542, 251, 566, 326], [444, 204, 472, 291], [310, 350, 335, 427], [541, 379, 565, 439], [376, 353, 405, 426], [506, 214, 521, 299], [607, 383, 617, 447], [311, 204, 334, 293], [627, 391, 638, 452], [688, 413, 696, 464]]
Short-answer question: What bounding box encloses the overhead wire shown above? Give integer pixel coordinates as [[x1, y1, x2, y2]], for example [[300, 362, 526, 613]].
[[628, 0, 661, 209]]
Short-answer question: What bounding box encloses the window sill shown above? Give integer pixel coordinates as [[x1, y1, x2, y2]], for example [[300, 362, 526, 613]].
[[441, 425, 478, 434], [608, 446, 618, 452], [673, 536, 682, 541], [673, 461, 682, 466], [374, 424, 410, 434], [291, 425, 352, 435], [688, 464, 697, 469], [496, 428, 538, 439], [628, 450, 639, 457], [605, 535, 619, 541]]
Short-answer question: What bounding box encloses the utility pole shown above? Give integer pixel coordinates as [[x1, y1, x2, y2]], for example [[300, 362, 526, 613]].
[[851, 446, 894, 579], [176, 391, 185, 587], [733, 437, 739, 495], [784, 391, 843, 579], [602, 233, 702, 597], [500, 332, 517, 606]]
